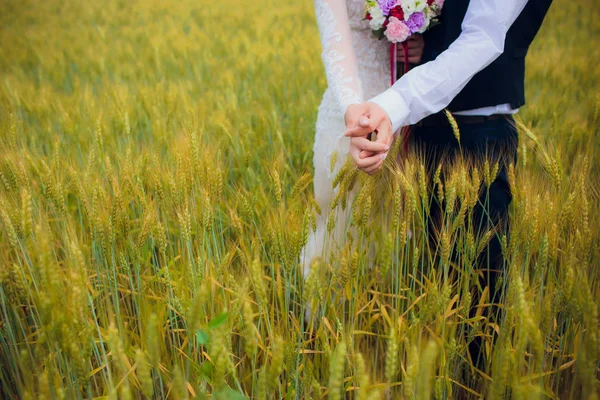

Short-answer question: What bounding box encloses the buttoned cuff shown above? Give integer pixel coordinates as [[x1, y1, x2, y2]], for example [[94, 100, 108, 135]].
[[369, 89, 409, 134]]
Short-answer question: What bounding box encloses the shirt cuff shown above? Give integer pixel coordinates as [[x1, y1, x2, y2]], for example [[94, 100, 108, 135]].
[[368, 89, 409, 134]]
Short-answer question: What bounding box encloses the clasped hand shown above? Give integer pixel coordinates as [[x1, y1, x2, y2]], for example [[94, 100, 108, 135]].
[[343, 35, 422, 174], [344, 102, 394, 175]]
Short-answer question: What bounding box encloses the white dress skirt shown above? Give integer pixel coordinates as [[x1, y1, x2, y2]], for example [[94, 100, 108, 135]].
[[300, 0, 391, 278]]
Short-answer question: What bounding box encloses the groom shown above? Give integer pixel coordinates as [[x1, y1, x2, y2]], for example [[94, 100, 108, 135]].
[[344, 0, 552, 369]]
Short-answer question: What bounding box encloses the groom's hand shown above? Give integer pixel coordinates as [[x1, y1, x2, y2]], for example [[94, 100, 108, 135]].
[[397, 34, 424, 64]]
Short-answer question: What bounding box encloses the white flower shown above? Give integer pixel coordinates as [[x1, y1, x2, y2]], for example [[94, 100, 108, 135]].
[[368, 6, 385, 30], [400, 0, 416, 17], [401, 0, 427, 19]]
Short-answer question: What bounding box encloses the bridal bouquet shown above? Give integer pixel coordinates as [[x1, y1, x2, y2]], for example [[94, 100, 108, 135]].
[[365, 0, 443, 43], [365, 0, 444, 82]]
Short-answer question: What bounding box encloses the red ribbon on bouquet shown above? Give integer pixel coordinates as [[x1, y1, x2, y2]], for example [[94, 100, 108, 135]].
[[390, 42, 411, 154]]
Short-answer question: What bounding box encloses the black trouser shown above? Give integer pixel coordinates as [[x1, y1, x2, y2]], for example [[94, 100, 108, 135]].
[[410, 114, 518, 369]]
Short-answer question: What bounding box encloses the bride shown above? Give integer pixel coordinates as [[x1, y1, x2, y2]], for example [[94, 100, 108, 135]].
[[300, 0, 423, 278]]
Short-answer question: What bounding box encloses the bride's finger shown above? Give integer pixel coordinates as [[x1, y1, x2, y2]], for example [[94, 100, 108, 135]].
[[360, 150, 375, 159], [363, 158, 385, 175], [360, 150, 387, 159], [345, 125, 374, 137], [373, 124, 393, 148], [358, 147, 387, 159], [358, 115, 370, 127], [347, 112, 381, 136], [352, 137, 389, 153], [355, 152, 384, 170]]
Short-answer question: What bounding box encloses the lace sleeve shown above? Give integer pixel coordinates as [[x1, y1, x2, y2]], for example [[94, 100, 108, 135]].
[[314, 0, 364, 115]]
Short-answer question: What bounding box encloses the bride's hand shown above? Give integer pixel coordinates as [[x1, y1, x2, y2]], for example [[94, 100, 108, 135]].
[[349, 136, 389, 175], [397, 34, 424, 64], [345, 102, 393, 174]]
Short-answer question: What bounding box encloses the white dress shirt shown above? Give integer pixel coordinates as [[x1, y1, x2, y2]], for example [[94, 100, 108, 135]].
[[369, 0, 530, 133]]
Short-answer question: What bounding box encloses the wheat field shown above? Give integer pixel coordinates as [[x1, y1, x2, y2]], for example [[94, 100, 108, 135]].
[[0, 0, 598, 399]]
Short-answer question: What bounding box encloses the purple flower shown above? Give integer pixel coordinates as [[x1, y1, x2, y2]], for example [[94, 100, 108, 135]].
[[406, 11, 426, 33], [377, 0, 396, 15]]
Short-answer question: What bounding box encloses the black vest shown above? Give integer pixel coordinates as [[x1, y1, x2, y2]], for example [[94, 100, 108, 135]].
[[419, 0, 552, 112]]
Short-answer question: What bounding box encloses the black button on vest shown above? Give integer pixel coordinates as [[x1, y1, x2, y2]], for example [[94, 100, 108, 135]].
[[420, 0, 552, 112]]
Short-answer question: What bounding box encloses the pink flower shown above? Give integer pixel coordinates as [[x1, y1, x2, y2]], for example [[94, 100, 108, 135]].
[[384, 16, 410, 43], [435, 0, 445, 8]]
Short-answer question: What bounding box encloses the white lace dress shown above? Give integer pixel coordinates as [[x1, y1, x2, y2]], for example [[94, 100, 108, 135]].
[[300, 0, 391, 277]]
